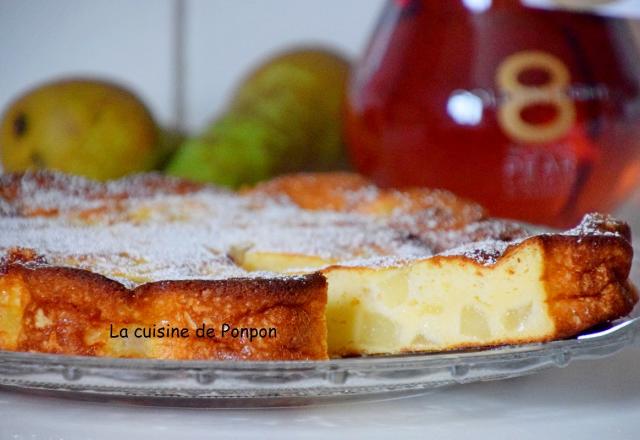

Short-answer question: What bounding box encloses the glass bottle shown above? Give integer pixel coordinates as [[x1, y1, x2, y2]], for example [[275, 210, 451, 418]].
[[346, 0, 640, 227]]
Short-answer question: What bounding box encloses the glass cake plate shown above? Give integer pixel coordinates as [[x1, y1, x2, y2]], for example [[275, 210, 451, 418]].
[[0, 313, 637, 407], [1, 235, 639, 407]]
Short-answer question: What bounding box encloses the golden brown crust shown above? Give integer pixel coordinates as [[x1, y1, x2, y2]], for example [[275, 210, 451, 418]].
[[3, 264, 327, 360], [247, 172, 487, 228], [540, 234, 637, 338], [244, 172, 372, 211]]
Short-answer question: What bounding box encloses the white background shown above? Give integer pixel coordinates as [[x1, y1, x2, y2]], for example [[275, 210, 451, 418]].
[[0, 0, 385, 132]]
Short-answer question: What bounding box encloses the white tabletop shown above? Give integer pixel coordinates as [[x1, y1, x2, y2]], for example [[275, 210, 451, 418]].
[[1, 345, 639, 440]]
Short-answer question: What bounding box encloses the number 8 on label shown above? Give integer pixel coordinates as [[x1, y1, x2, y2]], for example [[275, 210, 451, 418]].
[[496, 51, 576, 144]]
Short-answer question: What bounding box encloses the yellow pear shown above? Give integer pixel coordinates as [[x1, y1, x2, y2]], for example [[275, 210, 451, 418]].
[[0, 79, 162, 180]]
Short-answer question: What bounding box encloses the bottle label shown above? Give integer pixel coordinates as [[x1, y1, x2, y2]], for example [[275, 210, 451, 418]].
[[522, 0, 640, 18]]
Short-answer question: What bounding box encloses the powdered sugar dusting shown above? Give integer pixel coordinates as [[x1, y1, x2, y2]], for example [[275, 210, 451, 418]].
[[562, 212, 626, 238], [441, 239, 515, 266], [0, 172, 627, 283], [0, 173, 430, 285]]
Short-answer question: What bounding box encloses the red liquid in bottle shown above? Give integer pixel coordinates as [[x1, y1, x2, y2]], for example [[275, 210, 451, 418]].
[[346, 0, 640, 227]]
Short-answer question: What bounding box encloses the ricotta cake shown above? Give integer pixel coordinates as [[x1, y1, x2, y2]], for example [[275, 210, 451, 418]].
[[0, 171, 636, 360]]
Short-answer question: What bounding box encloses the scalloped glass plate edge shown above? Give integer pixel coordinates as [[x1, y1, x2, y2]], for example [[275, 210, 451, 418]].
[[0, 314, 637, 407]]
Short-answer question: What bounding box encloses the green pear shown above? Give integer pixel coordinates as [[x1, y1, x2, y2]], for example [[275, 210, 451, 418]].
[[167, 48, 351, 187]]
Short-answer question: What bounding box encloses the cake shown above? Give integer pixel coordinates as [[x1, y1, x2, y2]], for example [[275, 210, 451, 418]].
[[0, 171, 636, 360]]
